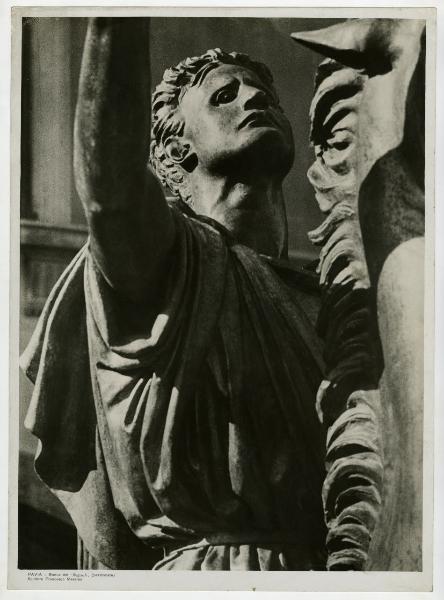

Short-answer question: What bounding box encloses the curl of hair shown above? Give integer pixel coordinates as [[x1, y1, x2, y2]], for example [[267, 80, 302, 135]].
[[149, 48, 279, 206]]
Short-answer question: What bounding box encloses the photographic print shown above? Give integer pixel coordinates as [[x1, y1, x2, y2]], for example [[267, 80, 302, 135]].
[[8, 5, 435, 592]]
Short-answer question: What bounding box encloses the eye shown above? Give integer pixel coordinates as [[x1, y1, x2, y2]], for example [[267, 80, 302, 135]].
[[319, 128, 354, 172], [212, 85, 237, 105], [330, 139, 349, 151], [325, 129, 352, 152]]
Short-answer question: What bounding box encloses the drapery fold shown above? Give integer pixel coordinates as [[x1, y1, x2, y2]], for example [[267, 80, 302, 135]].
[[22, 209, 327, 570]]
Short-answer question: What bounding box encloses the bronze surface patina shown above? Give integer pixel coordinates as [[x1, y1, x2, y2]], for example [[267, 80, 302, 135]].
[[21, 17, 425, 572]]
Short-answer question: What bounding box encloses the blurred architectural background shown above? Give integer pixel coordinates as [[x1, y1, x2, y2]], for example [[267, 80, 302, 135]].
[[18, 16, 340, 568]]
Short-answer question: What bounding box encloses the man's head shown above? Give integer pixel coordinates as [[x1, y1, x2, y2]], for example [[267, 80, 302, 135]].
[[150, 48, 294, 206]]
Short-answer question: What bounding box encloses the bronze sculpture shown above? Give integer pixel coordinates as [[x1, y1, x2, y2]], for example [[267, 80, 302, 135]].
[[20, 16, 425, 572], [22, 18, 327, 570]]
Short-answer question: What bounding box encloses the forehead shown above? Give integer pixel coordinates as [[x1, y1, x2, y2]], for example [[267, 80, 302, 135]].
[[181, 63, 269, 106], [198, 63, 267, 89]]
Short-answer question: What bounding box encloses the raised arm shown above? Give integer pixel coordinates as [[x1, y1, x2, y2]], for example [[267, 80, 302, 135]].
[[74, 17, 175, 301]]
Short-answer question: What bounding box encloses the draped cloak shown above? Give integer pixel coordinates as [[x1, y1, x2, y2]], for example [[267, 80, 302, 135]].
[[21, 207, 328, 570]]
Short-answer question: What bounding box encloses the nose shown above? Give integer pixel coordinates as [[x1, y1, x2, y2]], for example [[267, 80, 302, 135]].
[[242, 85, 269, 111]]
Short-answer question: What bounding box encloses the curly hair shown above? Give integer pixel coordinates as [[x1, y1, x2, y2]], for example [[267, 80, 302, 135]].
[[149, 48, 280, 206]]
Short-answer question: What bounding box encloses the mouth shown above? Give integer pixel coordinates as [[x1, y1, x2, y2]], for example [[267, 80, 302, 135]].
[[238, 111, 278, 130]]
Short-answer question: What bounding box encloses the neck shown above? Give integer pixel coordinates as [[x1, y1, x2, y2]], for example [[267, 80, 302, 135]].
[[189, 170, 288, 258]]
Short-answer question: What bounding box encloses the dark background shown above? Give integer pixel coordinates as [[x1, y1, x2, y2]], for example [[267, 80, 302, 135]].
[[19, 16, 341, 568]]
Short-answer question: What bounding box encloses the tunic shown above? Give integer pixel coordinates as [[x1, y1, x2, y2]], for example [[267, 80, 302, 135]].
[[21, 207, 327, 570]]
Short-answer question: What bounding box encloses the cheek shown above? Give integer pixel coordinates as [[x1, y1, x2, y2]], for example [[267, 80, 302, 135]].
[[198, 115, 238, 153], [192, 113, 219, 141]]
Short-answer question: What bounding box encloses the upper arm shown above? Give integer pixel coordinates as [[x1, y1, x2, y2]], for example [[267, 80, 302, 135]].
[[82, 169, 176, 303], [73, 17, 176, 303]]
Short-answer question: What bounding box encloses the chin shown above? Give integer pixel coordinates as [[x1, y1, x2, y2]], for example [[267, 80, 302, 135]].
[[211, 128, 294, 178], [244, 128, 294, 177]]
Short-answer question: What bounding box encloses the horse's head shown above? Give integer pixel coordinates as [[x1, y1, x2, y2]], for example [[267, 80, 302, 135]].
[[293, 18, 425, 282], [292, 18, 426, 572]]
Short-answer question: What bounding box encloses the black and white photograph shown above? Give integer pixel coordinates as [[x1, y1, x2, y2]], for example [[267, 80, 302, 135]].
[[6, 4, 437, 593]]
